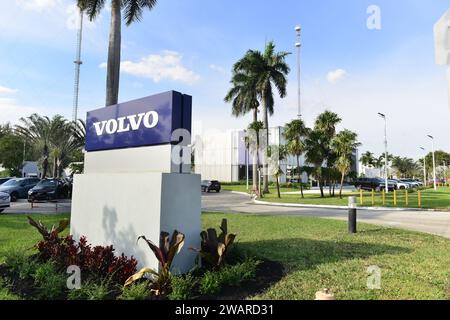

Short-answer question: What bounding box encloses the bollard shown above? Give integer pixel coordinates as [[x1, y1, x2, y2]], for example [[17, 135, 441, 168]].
[[382, 189, 386, 206], [405, 190, 408, 206], [371, 189, 375, 207], [348, 196, 357, 234], [360, 189, 363, 205]]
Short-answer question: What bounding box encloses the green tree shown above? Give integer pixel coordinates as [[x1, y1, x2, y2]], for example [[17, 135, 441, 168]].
[[225, 71, 260, 192], [248, 121, 264, 197], [284, 119, 308, 198], [268, 144, 287, 198], [0, 133, 25, 177], [233, 41, 290, 194], [360, 151, 375, 167], [314, 111, 342, 196], [78, 0, 158, 106], [331, 130, 361, 198], [304, 129, 327, 198]]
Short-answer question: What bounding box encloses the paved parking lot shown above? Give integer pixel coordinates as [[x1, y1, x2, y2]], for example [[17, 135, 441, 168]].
[[1, 199, 71, 214]]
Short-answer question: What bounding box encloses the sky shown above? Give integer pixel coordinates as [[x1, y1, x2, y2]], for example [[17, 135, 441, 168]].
[[0, 0, 449, 159]]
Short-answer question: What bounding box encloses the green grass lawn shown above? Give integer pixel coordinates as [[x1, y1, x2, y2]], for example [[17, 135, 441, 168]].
[[223, 185, 450, 210], [1, 212, 449, 299]]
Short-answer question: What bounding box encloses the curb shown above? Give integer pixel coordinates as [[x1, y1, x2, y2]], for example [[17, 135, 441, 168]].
[[228, 191, 440, 212], [253, 199, 439, 212]]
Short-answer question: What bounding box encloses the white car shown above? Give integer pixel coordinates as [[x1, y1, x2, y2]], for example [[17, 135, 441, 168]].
[[0, 191, 10, 213], [389, 179, 410, 190]]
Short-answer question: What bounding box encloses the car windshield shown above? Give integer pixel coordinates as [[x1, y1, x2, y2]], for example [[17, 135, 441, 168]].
[[37, 180, 56, 187], [1, 179, 21, 187]]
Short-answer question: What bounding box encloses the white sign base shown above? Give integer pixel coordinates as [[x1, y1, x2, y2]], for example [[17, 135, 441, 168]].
[[70, 172, 201, 273]]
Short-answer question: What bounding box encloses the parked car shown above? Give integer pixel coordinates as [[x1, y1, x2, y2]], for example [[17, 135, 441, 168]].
[[388, 179, 410, 190], [28, 179, 69, 201], [201, 180, 221, 193], [354, 178, 395, 191], [0, 177, 13, 185], [0, 177, 40, 201], [0, 191, 10, 213], [399, 179, 421, 188]]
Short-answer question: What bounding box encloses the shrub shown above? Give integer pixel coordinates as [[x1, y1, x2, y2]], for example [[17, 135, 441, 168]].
[[35, 234, 137, 286], [33, 261, 66, 299], [4, 251, 38, 280], [169, 273, 197, 300], [118, 281, 151, 300], [221, 258, 259, 286], [67, 280, 111, 300], [199, 271, 221, 295]]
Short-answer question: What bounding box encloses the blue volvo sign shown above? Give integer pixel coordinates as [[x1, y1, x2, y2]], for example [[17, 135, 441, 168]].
[[85, 91, 192, 152]]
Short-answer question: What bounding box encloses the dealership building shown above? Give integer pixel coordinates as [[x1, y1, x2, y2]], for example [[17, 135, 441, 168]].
[[194, 126, 359, 184]]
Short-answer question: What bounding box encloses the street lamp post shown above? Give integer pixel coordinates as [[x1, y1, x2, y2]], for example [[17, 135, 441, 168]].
[[427, 135, 437, 190], [378, 113, 388, 193], [420, 147, 427, 186], [295, 25, 301, 119]]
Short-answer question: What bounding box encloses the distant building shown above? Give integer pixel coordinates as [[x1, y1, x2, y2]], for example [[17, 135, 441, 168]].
[[21, 161, 41, 178]]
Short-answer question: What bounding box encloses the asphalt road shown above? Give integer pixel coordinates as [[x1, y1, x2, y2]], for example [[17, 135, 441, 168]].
[[202, 191, 450, 238]]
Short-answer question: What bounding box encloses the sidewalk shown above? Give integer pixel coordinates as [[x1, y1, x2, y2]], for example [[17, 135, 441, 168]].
[[2, 199, 71, 214]]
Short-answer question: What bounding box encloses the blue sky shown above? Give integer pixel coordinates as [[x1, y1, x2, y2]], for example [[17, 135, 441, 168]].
[[0, 0, 449, 158]]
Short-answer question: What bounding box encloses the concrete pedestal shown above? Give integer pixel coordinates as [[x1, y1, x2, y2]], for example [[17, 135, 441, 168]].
[[70, 172, 201, 273]]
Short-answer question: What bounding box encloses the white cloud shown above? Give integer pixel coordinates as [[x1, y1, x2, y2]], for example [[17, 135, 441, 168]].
[[326, 69, 347, 83], [0, 98, 39, 124], [99, 62, 107, 69], [15, 0, 60, 11], [120, 51, 200, 84], [66, 4, 98, 30], [209, 64, 227, 74], [0, 86, 18, 94]]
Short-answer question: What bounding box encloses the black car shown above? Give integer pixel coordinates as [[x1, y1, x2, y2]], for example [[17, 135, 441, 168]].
[[201, 180, 221, 193], [0, 177, 13, 185], [354, 178, 395, 192], [27, 179, 69, 201]]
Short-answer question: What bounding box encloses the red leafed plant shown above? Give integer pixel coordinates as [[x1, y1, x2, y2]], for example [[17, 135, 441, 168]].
[[29, 217, 137, 285]]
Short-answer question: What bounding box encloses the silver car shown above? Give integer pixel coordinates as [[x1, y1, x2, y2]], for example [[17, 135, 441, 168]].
[[0, 191, 11, 213]]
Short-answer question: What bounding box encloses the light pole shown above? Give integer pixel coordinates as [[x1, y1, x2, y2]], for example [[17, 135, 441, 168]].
[[378, 113, 388, 193], [427, 135, 437, 190], [420, 147, 427, 186], [295, 25, 301, 119]]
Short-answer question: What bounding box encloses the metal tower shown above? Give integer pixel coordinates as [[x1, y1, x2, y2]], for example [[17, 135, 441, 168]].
[[295, 25, 301, 119], [72, 9, 84, 122]]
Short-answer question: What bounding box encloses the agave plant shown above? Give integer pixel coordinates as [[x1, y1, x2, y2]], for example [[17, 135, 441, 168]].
[[191, 219, 236, 269], [124, 230, 185, 296], [27, 216, 69, 240]]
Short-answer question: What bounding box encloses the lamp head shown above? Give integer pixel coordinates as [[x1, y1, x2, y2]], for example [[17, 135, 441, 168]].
[[295, 25, 301, 32]]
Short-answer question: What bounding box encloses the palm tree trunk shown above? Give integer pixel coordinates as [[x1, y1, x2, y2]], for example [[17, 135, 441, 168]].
[[262, 97, 270, 194], [276, 175, 280, 198], [339, 172, 345, 199], [105, 0, 122, 106], [252, 109, 258, 194], [42, 144, 48, 179], [53, 157, 58, 178], [297, 155, 304, 198]]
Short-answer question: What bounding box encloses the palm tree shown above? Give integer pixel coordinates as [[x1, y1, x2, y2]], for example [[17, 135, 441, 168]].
[[233, 41, 290, 194], [331, 130, 361, 198], [15, 115, 85, 179], [15, 114, 53, 178], [248, 121, 264, 197], [78, 0, 158, 106], [268, 144, 287, 198], [284, 119, 308, 198], [304, 129, 327, 198], [225, 71, 260, 192], [360, 151, 375, 167], [314, 111, 342, 196]]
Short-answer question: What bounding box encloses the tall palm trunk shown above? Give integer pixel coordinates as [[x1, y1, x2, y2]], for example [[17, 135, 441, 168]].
[[42, 145, 49, 179], [297, 155, 304, 198], [262, 97, 270, 194], [53, 157, 58, 178], [339, 172, 345, 199], [276, 175, 280, 198], [105, 0, 121, 106], [252, 109, 259, 194]]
